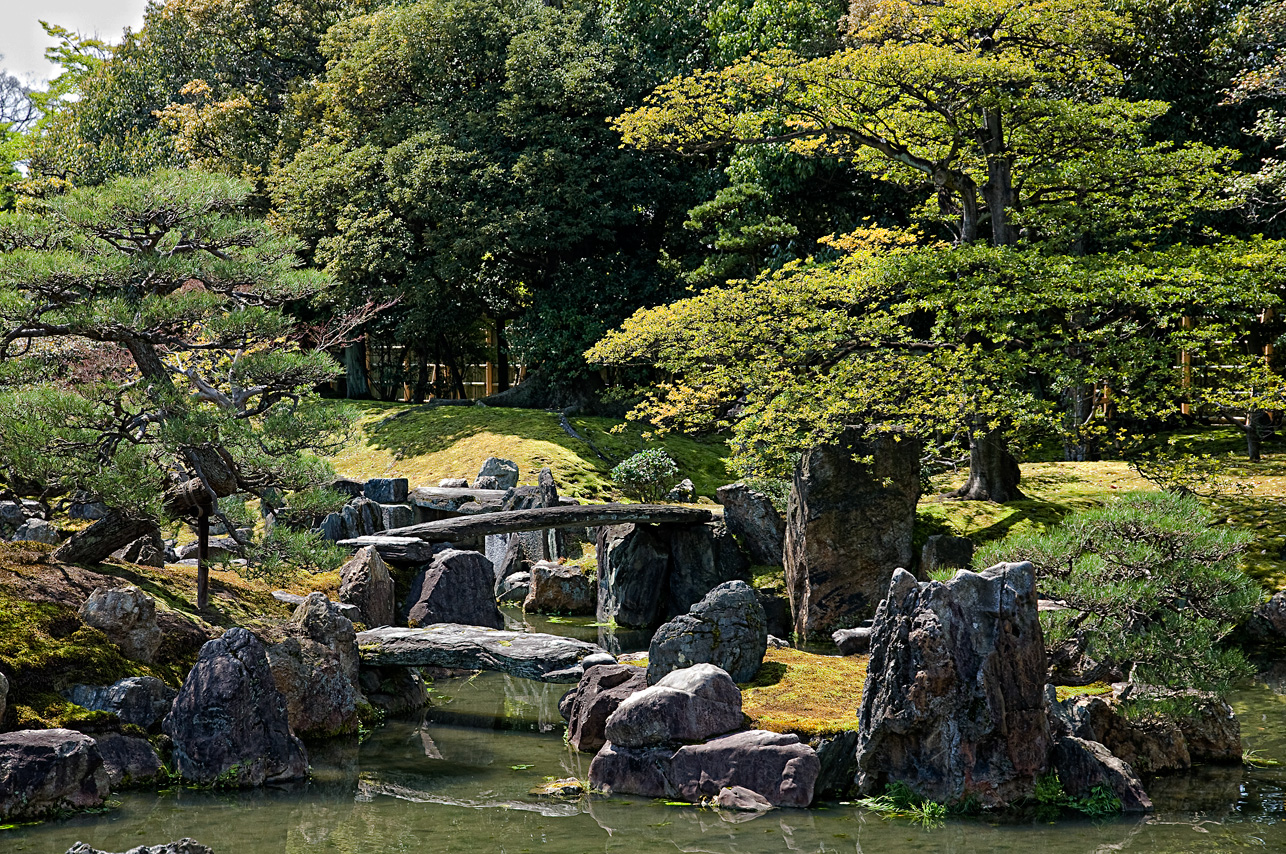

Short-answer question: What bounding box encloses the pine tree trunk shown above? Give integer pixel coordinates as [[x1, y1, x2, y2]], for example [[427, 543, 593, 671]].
[[53, 512, 158, 565], [950, 428, 1025, 503]]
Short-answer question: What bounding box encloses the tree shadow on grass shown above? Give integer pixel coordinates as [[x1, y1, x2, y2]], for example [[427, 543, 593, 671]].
[[740, 661, 788, 690], [956, 498, 1075, 545]]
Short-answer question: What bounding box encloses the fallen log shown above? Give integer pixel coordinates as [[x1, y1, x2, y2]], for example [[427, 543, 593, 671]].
[[347, 503, 714, 543], [356, 624, 607, 682]]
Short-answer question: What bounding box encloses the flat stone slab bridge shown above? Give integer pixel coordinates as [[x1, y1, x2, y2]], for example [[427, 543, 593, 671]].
[[356, 623, 609, 683], [340, 503, 714, 563]]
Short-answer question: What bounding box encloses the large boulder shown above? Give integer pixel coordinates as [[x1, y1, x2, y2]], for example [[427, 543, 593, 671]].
[[1174, 691, 1243, 764], [855, 563, 1050, 807], [403, 549, 504, 629], [525, 560, 596, 615], [338, 545, 396, 628], [0, 729, 110, 821], [78, 586, 163, 663], [596, 523, 671, 628], [604, 663, 743, 748], [266, 593, 365, 738], [475, 457, 520, 490], [1051, 736, 1152, 812], [662, 521, 750, 616], [716, 482, 786, 566], [163, 627, 308, 786], [588, 729, 820, 808], [63, 676, 177, 730], [784, 431, 921, 637], [94, 733, 165, 788], [364, 477, 408, 505], [669, 730, 819, 808], [648, 580, 766, 684], [13, 517, 62, 544], [560, 663, 648, 753], [67, 841, 214, 854]]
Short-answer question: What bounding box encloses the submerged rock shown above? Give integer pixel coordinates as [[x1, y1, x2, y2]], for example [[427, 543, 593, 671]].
[[496, 571, 531, 604], [560, 663, 648, 753], [66, 840, 214, 854], [715, 785, 775, 812], [855, 563, 1050, 807], [63, 676, 177, 730], [0, 729, 110, 821], [78, 586, 163, 663], [164, 627, 308, 786], [670, 730, 818, 808], [647, 581, 766, 684]]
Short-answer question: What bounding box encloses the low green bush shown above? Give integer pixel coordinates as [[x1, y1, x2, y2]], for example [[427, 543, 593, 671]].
[[976, 491, 1259, 694], [611, 449, 680, 503]]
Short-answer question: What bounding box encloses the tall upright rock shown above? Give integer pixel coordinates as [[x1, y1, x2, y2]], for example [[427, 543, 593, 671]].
[[854, 562, 1050, 807], [784, 430, 920, 638]]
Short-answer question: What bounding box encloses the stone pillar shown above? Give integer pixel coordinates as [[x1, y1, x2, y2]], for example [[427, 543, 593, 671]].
[[784, 430, 920, 638], [854, 563, 1051, 807]]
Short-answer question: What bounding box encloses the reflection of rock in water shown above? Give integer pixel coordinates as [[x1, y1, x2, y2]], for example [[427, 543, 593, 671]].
[[596, 622, 651, 657], [1147, 764, 1247, 816], [356, 771, 580, 817], [286, 797, 356, 854], [305, 736, 361, 793], [587, 796, 1154, 854], [502, 674, 569, 733]]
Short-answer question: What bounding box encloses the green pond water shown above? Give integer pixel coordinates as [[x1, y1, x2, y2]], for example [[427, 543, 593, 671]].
[[8, 619, 1286, 854]]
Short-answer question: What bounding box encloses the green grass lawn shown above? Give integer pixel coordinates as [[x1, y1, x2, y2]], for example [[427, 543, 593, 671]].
[[325, 405, 1286, 589], [326, 402, 731, 502]]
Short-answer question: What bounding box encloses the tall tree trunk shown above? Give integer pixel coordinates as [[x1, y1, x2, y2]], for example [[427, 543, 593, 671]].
[[950, 427, 1025, 503], [495, 318, 510, 392], [981, 108, 1016, 247], [412, 347, 430, 404], [1063, 383, 1098, 462], [343, 342, 369, 399], [1247, 408, 1266, 462]]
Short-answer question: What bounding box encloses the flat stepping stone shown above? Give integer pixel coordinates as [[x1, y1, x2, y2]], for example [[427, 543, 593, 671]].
[[356, 624, 607, 682]]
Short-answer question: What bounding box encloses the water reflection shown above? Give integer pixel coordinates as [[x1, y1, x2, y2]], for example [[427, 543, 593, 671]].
[[8, 678, 1286, 854]]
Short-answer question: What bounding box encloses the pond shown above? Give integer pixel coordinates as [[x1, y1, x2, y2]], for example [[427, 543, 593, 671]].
[[7, 629, 1286, 854]]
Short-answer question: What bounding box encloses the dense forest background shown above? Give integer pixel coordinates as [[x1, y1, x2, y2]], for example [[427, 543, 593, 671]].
[[1, 0, 1285, 505]]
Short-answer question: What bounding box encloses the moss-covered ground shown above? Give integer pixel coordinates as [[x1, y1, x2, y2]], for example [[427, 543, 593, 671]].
[[0, 542, 334, 729], [325, 402, 731, 502], [740, 648, 868, 738], [921, 431, 1286, 589]]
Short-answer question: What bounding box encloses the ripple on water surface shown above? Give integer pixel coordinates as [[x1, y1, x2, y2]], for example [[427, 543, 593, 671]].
[[8, 673, 1286, 854]]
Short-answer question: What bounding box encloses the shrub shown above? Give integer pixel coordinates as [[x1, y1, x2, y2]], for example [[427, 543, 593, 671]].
[[975, 492, 1259, 694], [242, 526, 347, 582], [611, 449, 680, 503]]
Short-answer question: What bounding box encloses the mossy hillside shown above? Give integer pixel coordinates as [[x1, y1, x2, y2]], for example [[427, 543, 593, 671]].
[[923, 441, 1286, 590], [0, 542, 331, 729], [739, 648, 869, 738], [325, 402, 731, 502]]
